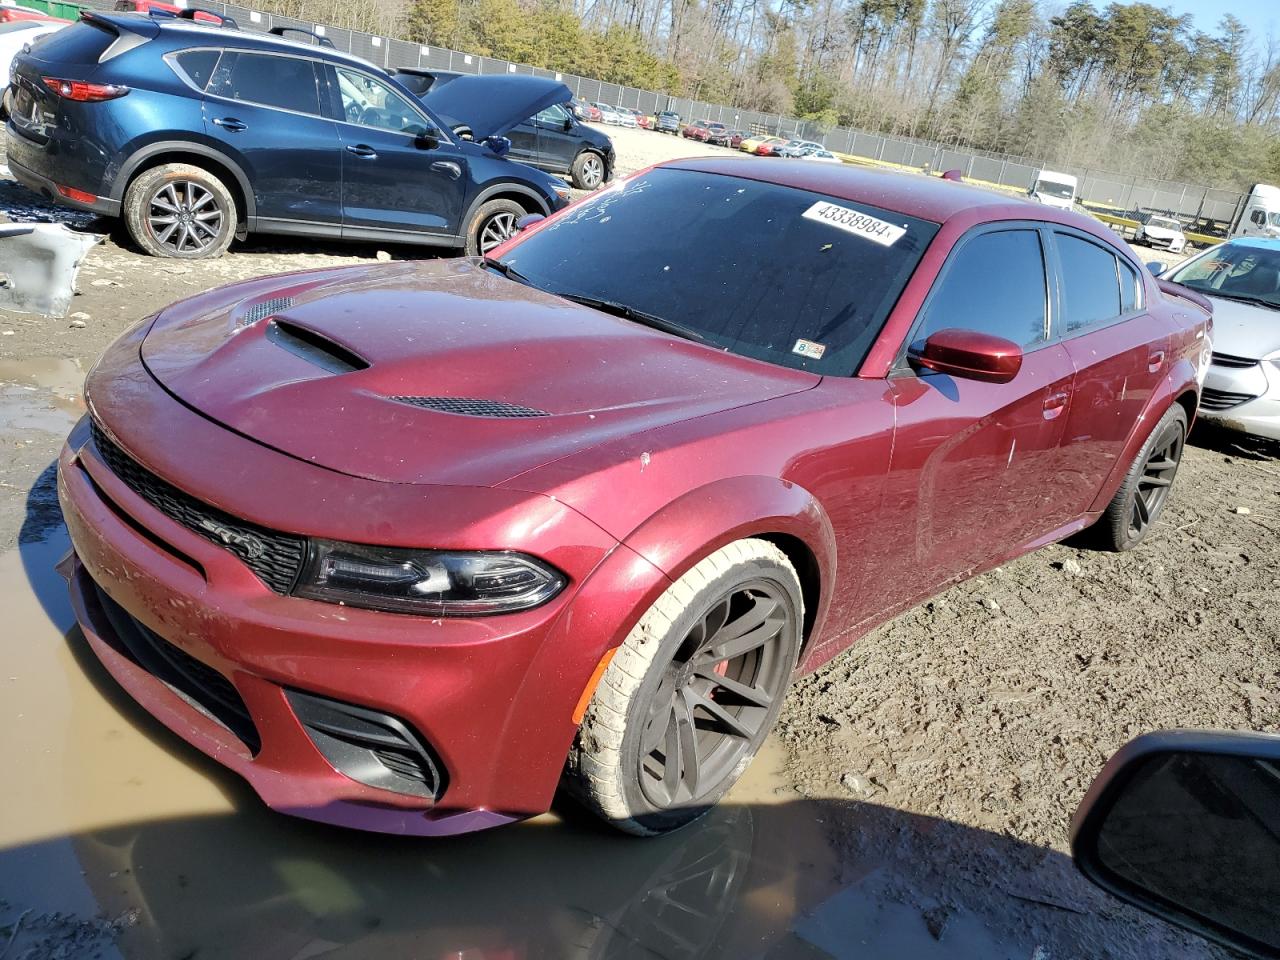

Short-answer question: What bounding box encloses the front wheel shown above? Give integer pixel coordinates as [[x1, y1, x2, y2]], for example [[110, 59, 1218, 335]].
[[1092, 404, 1187, 551], [566, 539, 803, 836], [571, 151, 606, 190], [464, 198, 526, 256]]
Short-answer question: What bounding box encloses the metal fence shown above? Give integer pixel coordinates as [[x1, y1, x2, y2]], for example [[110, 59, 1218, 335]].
[[79, 0, 1248, 231]]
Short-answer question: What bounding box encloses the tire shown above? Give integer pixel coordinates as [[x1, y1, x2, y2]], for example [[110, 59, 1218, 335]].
[[570, 150, 606, 191], [1092, 404, 1187, 552], [464, 198, 526, 257], [566, 538, 804, 836], [123, 162, 236, 259]]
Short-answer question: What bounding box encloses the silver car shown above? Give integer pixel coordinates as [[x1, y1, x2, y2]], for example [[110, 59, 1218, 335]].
[[1162, 237, 1280, 439]]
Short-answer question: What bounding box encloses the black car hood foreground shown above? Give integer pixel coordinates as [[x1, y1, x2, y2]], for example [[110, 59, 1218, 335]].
[[422, 74, 572, 141]]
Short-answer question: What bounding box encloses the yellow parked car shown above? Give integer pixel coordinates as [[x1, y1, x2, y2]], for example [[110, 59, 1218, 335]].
[[741, 135, 787, 155]]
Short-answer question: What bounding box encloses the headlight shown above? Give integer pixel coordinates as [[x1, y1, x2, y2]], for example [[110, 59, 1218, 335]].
[[294, 540, 566, 616]]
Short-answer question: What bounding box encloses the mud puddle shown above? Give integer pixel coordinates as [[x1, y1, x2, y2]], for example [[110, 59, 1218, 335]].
[[0, 357, 85, 436]]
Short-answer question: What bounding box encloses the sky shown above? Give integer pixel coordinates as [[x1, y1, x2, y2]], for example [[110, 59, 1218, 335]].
[[1158, 0, 1278, 41]]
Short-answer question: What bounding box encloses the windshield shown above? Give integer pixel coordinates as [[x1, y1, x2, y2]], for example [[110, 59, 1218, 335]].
[[1148, 217, 1181, 231], [499, 168, 938, 373], [1167, 242, 1280, 307], [1270, 211, 1280, 227], [1034, 179, 1074, 199]]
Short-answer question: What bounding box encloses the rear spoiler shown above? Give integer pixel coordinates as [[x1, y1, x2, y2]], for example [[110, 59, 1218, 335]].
[[1157, 278, 1214, 315]]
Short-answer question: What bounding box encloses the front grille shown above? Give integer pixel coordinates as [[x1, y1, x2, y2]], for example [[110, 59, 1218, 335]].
[[371, 746, 432, 783], [391, 396, 549, 419], [90, 422, 306, 594], [238, 296, 294, 327], [91, 579, 260, 753], [1211, 352, 1259, 369], [1200, 387, 1259, 412]]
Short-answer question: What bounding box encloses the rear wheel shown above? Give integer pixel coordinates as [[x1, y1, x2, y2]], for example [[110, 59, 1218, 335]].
[[123, 163, 236, 259], [464, 199, 525, 256], [1094, 404, 1187, 551], [566, 539, 803, 836], [570, 150, 606, 190]]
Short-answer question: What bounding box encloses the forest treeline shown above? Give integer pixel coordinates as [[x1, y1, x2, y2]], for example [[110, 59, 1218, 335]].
[[252, 0, 1280, 189]]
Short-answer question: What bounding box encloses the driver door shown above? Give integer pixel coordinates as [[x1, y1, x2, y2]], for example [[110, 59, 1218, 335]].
[[324, 65, 467, 241]]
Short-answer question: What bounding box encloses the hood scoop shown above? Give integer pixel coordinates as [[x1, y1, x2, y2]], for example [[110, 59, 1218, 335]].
[[390, 396, 549, 419], [266, 319, 369, 375], [238, 296, 294, 327]]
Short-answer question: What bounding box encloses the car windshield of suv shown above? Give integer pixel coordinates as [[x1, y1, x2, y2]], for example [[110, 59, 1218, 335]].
[[1149, 217, 1181, 231], [1035, 179, 1074, 199], [1167, 243, 1280, 308], [499, 167, 938, 373]]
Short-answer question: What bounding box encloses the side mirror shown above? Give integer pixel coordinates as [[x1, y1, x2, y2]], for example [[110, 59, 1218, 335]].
[[1072, 731, 1280, 958], [482, 135, 511, 158], [563, 117, 573, 132], [907, 328, 1022, 384], [515, 213, 545, 233], [1145, 261, 1164, 276], [414, 132, 440, 151]]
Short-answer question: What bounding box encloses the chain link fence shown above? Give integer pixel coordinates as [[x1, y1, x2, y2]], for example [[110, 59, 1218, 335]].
[[78, 0, 1249, 233]]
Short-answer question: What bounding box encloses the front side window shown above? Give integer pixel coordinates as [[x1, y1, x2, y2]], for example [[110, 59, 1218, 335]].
[[1252, 209, 1266, 225], [535, 103, 570, 126], [336, 67, 432, 136], [499, 168, 938, 373], [207, 52, 320, 115], [1035, 179, 1074, 200], [917, 229, 1048, 348], [1166, 242, 1280, 308], [1057, 233, 1122, 333]]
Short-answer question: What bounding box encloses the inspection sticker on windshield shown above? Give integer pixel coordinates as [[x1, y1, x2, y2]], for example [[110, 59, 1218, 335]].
[[793, 339, 827, 359], [802, 201, 906, 246]]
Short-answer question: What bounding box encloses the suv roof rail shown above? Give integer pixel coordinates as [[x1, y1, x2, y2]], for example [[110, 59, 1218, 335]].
[[176, 8, 238, 28], [268, 25, 334, 47]]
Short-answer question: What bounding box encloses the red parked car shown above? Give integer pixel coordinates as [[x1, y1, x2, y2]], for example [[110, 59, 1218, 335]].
[[59, 160, 1209, 838], [0, 3, 65, 22], [682, 119, 710, 141], [111, 0, 220, 22]]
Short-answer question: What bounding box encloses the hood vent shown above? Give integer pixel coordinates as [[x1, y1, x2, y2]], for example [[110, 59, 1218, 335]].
[[391, 396, 549, 419], [239, 296, 294, 327], [266, 319, 370, 374]]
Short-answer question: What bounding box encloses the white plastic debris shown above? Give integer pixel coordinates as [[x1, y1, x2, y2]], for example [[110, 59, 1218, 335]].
[[0, 223, 103, 318]]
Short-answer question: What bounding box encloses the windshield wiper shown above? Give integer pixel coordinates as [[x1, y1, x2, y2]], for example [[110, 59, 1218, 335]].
[[554, 292, 706, 342], [1207, 291, 1280, 310], [482, 256, 532, 286]]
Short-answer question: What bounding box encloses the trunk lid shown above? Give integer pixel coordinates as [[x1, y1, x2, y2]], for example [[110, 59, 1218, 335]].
[[140, 260, 819, 486]]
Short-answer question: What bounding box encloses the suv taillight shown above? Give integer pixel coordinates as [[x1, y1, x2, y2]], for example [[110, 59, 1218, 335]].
[[42, 77, 129, 102]]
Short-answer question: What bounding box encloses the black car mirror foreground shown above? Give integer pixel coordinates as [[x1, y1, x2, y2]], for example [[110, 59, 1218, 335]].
[[1071, 731, 1280, 959], [563, 117, 573, 132], [1145, 260, 1165, 276], [414, 132, 440, 151], [515, 213, 545, 233]]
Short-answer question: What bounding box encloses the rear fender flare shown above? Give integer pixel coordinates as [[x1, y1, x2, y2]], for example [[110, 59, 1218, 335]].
[[110, 141, 257, 222], [1087, 357, 1199, 513]]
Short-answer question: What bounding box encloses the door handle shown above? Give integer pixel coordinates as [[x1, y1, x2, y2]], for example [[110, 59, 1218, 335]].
[[430, 160, 462, 179], [346, 144, 378, 159], [212, 117, 247, 132], [1148, 350, 1165, 373], [1043, 390, 1070, 420]]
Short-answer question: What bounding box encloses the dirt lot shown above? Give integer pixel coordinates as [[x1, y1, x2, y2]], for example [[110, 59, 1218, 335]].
[[0, 125, 1275, 958]]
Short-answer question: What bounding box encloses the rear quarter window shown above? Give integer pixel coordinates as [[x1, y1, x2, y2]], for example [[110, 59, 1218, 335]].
[[23, 21, 116, 63], [171, 49, 220, 89]]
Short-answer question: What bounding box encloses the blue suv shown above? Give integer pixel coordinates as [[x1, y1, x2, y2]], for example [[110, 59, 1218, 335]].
[[4, 11, 571, 258]]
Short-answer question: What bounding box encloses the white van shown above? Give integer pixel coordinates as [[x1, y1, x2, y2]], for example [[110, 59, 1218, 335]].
[[1028, 170, 1078, 211]]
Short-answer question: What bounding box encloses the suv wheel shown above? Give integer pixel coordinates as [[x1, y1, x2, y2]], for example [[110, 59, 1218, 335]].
[[566, 539, 803, 836], [465, 198, 526, 256], [571, 151, 605, 190], [123, 163, 236, 259]]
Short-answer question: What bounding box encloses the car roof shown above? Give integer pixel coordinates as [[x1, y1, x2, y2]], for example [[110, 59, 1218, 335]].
[[662, 156, 1076, 225]]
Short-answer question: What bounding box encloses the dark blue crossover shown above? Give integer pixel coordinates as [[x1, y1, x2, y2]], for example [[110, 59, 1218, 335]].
[[3, 11, 572, 258]]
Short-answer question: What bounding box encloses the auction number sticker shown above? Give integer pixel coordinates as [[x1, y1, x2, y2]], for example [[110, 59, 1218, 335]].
[[802, 201, 906, 246]]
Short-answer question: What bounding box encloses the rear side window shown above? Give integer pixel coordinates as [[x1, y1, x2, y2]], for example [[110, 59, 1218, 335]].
[[171, 49, 220, 90], [1119, 258, 1141, 313], [24, 21, 116, 63], [918, 229, 1048, 348], [208, 52, 321, 116], [1057, 234, 1122, 333]]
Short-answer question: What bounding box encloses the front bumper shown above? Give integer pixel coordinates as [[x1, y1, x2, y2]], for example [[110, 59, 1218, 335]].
[[57, 335, 671, 834], [1199, 357, 1280, 440]]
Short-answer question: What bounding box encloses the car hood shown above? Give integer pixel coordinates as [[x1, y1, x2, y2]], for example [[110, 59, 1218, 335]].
[[139, 261, 819, 487], [422, 74, 572, 141], [1204, 294, 1280, 360]]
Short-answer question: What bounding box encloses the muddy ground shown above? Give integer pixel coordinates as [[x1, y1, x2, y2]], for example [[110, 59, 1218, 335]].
[[1, 126, 1275, 958]]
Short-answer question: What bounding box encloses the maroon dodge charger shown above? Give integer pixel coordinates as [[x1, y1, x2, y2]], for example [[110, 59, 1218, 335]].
[[59, 160, 1211, 837]]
